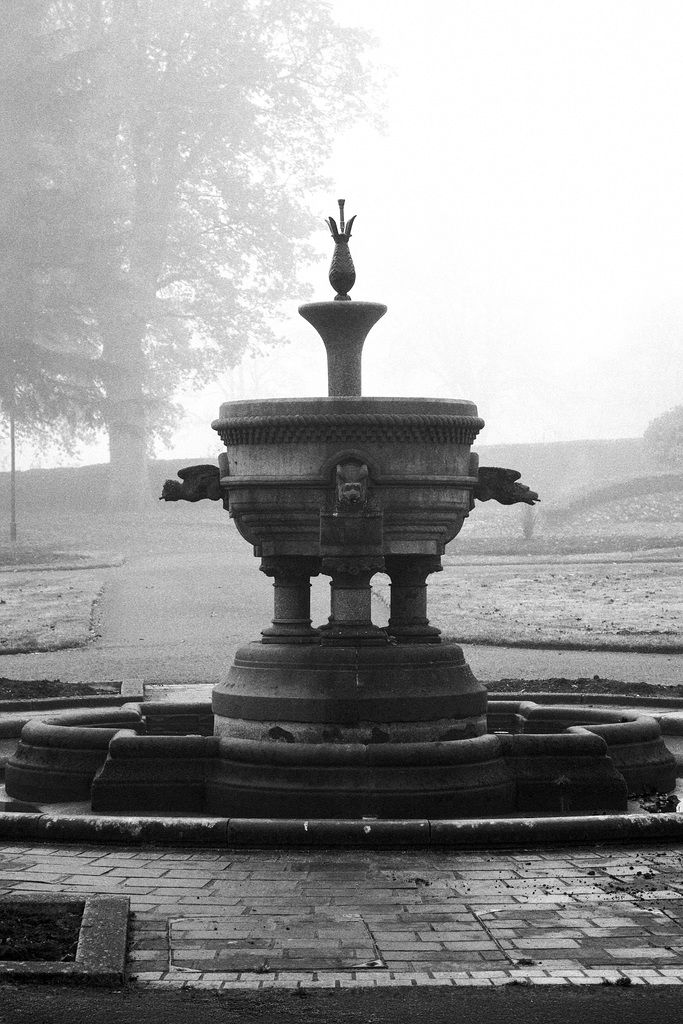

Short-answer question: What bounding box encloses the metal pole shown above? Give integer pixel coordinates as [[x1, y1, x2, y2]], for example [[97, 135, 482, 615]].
[[9, 403, 16, 543]]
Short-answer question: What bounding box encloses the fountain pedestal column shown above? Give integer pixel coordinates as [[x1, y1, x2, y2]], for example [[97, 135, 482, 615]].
[[299, 301, 386, 397], [260, 556, 321, 644], [385, 555, 443, 643], [320, 557, 387, 646]]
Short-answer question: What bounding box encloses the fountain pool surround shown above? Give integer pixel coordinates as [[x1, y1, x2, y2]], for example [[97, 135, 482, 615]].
[[4, 210, 677, 817], [4, 699, 677, 816]]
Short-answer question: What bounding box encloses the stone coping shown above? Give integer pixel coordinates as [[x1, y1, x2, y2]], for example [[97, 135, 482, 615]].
[[0, 892, 129, 985], [0, 678, 145, 735], [3, 690, 682, 743], [2, 686, 682, 725], [489, 691, 683, 710], [0, 811, 683, 848]]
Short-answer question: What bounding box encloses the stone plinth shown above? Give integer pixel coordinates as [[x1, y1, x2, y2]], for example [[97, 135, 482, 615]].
[[212, 642, 487, 744]]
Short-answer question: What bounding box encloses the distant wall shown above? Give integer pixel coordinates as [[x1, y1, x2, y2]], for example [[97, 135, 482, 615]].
[[0, 458, 202, 517], [475, 438, 649, 504], [0, 439, 651, 517]]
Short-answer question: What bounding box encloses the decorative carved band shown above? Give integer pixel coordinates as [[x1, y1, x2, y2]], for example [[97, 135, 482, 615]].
[[214, 413, 485, 447]]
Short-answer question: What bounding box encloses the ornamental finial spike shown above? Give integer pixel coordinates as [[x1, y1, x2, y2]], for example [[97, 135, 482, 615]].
[[325, 198, 356, 301]]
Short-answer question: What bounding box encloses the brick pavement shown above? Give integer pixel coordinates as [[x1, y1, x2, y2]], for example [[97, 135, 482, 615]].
[[3, 841, 683, 989]]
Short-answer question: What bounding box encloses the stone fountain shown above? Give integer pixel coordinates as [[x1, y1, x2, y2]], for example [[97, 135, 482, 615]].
[[5, 203, 676, 818]]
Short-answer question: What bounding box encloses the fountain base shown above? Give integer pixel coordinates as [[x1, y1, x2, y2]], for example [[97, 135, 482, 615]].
[[8, 645, 675, 818]]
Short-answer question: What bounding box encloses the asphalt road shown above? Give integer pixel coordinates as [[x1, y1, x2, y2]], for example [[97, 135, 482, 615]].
[[2, 983, 683, 1024]]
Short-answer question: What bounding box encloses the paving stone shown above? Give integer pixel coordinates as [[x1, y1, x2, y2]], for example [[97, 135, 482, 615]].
[[605, 947, 683, 959], [6, 839, 683, 989], [505, 938, 580, 948], [441, 941, 499, 951], [399, 960, 488, 971], [449, 978, 493, 986], [378, 942, 444, 951]]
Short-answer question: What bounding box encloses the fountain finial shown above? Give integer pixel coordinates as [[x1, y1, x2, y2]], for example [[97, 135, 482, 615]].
[[299, 200, 386, 395], [326, 199, 356, 300]]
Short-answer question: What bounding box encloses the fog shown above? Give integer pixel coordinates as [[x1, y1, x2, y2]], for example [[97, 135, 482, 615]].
[[6, 0, 683, 470]]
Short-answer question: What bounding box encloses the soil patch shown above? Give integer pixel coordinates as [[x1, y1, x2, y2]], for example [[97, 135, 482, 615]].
[[487, 677, 683, 699], [0, 678, 119, 699], [0, 902, 82, 962]]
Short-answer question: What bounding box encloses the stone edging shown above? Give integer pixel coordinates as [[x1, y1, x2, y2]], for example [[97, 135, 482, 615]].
[[0, 679, 145, 730], [488, 690, 683, 710], [0, 811, 682, 848], [0, 555, 124, 574], [0, 893, 129, 985], [487, 692, 683, 734], [0, 695, 136, 722]]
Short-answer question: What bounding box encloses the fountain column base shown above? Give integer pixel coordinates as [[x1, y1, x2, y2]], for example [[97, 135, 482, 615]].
[[208, 642, 509, 818], [385, 554, 443, 643], [259, 556, 320, 644]]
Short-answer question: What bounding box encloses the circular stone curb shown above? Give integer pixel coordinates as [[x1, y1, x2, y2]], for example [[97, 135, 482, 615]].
[[486, 693, 683, 736], [488, 691, 683, 710], [0, 695, 136, 724], [0, 811, 682, 849]]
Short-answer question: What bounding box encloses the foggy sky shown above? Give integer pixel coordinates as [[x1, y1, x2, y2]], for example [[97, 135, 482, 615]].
[[8, 0, 683, 468]]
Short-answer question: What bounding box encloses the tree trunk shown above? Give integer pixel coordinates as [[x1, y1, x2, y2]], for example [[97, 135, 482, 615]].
[[9, 402, 17, 542], [106, 395, 152, 513], [100, 7, 181, 512], [102, 317, 153, 513]]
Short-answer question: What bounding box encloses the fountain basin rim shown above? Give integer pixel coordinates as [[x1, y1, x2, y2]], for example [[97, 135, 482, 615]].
[[1, 810, 683, 849], [213, 395, 481, 420]]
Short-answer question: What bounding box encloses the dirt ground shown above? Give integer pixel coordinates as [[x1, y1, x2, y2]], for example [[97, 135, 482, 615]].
[[427, 558, 683, 652], [0, 544, 679, 655], [369, 556, 683, 653], [0, 570, 104, 654]]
